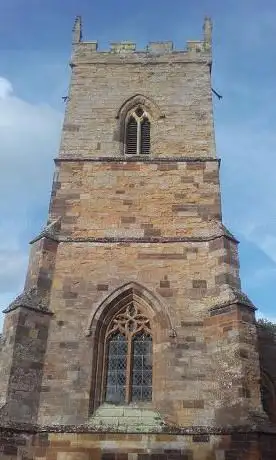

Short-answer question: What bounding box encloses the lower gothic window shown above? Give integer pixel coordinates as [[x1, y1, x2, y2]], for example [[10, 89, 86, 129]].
[[104, 304, 152, 403]]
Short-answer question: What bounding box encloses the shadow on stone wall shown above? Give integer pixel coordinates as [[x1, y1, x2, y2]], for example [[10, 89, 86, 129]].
[[258, 320, 276, 424], [1, 428, 276, 459]]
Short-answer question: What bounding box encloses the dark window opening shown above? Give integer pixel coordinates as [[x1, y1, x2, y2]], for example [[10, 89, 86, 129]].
[[141, 118, 150, 155], [126, 116, 138, 155], [125, 108, 151, 155]]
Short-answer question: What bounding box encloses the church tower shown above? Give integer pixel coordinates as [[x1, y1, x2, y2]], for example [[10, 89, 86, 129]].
[[0, 17, 274, 460]]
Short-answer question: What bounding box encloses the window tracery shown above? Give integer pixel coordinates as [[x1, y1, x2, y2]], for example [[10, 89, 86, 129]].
[[104, 304, 152, 404]]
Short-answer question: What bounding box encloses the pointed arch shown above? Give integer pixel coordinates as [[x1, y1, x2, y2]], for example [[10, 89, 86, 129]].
[[116, 94, 165, 122], [115, 94, 165, 156], [86, 281, 174, 337], [88, 282, 175, 412]]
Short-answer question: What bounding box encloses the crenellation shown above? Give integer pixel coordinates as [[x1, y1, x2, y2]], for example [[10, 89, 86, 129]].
[[147, 41, 174, 53], [110, 41, 136, 53], [187, 40, 206, 53], [203, 16, 212, 46], [83, 40, 98, 51], [71, 17, 211, 61], [72, 15, 82, 45], [73, 40, 210, 59]]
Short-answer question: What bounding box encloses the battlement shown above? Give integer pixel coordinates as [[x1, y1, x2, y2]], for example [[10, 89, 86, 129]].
[[71, 16, 212, 61]]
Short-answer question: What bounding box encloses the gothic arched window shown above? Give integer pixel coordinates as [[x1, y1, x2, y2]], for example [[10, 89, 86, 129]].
[[104, 304, 152, 404], [125, 107, 151, 155]]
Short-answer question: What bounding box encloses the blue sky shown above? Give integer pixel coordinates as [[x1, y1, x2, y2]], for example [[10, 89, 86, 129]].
[[0, 0, 276, 327]]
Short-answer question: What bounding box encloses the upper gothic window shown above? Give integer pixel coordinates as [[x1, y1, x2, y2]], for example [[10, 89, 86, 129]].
[[104, 303, 152, 404], [125, 107, 151, 155]]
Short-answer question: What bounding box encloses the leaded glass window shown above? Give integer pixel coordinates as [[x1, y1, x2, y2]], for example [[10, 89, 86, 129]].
[[105, 333, 127, 403], [125, 107, 151, 155], [132, 333, 152, 401], [104, 304, 152, 404]]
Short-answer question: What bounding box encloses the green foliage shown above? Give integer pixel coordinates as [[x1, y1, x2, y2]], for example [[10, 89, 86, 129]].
[[257, 318, 276, 335]]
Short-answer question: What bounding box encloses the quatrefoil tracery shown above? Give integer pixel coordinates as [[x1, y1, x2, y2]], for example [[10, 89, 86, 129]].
[[107, 303, 151, 338]]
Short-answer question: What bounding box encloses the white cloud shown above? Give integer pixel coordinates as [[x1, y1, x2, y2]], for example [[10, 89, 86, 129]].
[[0, 76, 62, 325], [0, 77, 12, 99]]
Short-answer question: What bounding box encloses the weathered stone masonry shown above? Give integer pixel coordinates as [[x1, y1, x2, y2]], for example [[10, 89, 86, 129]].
[[1, 16, 276, 460]]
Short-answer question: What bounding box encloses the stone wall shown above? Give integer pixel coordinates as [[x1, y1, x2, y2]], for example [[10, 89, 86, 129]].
[[258, 323, 276, 423], [0, 307, 51, 425], [49, 160, 222, 239], [32, 234, 262, 426], [1, 429, 276, 460], [0, 310, 21, 409]]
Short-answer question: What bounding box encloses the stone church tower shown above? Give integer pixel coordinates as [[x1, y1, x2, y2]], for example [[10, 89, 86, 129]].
[[0, 16, 276, 460]]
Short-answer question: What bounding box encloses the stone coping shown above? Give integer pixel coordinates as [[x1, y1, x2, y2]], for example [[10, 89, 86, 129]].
[[30, 236, 238, 246], [30, 234, 238, 245], [209, 291, 256, 313], [55, 156, 220, 163], [0, 421, 275, 435], [3, 288, 52, 314]]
